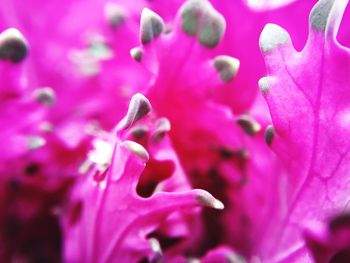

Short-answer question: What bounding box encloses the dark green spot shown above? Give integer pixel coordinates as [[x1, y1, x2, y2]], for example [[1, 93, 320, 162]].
[[182, 10, 197, 35], [0, 29, 28, 63]]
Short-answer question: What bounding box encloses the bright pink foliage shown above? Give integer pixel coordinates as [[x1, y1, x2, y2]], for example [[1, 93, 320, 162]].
[[1, 0, 350, 262], [259, 0, 350, 261], [63, 94, 224, 263]]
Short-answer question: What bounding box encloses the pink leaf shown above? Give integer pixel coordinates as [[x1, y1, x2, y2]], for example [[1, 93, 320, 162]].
[[62, 94, 224, 262], [259, 0, 350, 261]]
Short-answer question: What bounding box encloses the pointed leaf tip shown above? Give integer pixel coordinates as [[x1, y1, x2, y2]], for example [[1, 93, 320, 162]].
[[34, 87, 56, 107], [0, 28, 29, 63], [213, 55, 240, 83], [264, 125, 275, 146], [237, 115, 261, 136], [28, 136, 46, 150], [196, 190, 225, 210], [309, 0, 349, 40], [140, 8, 164, 45], [181, 0, 226, 48], [259, 76, 272, 94], [123, 93, 152, 129], [130, 47, 143, 62], [310, 0, 335, 31], [151, 117, 171, 143], [130, 125, 149, 139], [104, 3, 125, 28], [259, 23, 291, 53], [148, 238, 162, 259], [123, 140, 150, 162]]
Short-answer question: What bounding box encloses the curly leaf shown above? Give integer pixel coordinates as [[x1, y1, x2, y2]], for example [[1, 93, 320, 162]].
[[259, 0, 350, 262]]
